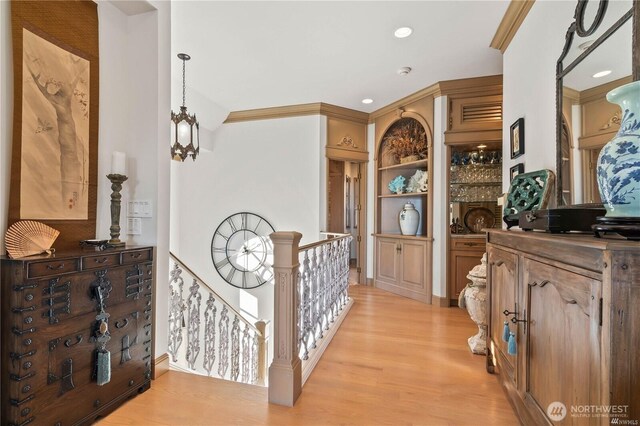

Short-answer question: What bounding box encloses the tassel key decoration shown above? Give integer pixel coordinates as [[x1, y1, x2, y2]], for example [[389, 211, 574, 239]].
[[508, 331, 517, 356], [502, 321, 510, 342]]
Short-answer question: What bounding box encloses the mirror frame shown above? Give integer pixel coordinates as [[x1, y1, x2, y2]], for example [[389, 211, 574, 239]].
[[555, 0, 639, 206]]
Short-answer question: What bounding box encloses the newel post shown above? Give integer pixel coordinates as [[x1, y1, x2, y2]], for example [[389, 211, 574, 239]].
[[268, 231, 302, 406]]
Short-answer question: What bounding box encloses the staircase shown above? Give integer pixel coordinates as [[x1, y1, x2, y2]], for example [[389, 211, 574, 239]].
[[166, 232, 353, 405]]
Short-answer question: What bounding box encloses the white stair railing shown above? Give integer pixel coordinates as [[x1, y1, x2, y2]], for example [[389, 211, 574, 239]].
[[268, 232, 354, 406], [168, 252, 268, 386]]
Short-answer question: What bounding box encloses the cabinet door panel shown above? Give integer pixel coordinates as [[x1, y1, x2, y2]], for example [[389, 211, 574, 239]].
[[450, 250, 484, 302], [399, 241, 426, 288], [487, 246, 518, 382], [524, 258, 601, 424], [376, 239, 398, 283]]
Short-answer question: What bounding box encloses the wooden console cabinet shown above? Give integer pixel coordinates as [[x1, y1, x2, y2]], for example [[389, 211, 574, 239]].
[[486, 230, 639, 425], [1, 246, 155, 425]]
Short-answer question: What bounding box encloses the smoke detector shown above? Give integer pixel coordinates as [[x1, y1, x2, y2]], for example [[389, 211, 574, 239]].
[[398, 67, 412, 76]]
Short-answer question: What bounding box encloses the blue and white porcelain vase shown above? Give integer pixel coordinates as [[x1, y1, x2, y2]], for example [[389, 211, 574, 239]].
[[597, 81, 640, 218], [399, 202, 420, 235]]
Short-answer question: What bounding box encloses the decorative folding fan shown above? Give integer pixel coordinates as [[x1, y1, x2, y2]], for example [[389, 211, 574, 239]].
[[5, 221, 60, 259]]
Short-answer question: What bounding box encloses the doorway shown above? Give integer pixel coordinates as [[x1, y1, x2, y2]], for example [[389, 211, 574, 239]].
[[327, 159, 365, 285]]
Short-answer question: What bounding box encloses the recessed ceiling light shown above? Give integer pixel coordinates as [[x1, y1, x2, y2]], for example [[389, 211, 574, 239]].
[[362, 98, 373, 104], [593, 70, 612, 78], [394, 27, 413, 38]]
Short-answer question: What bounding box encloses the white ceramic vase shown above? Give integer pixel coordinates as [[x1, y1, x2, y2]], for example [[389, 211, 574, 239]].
[[399, 202, 420, 235], [596, 81, 640, 217]]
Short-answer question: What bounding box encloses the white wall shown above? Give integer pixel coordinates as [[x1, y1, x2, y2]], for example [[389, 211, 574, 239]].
[[0, 1, 171, 357], [431, 95, 448, 299], [171, 115, 324, 349], [96, 0, 171, 358], [366, 123, 375, 280], [502, 0, 576, 193]]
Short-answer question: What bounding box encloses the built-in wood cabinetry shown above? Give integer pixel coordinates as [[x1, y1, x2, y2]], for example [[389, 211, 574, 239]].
[[373, 97, 434, 304], [375, 236, 429, 302], [444, 78, 503, 306], [449, 236, 485, 304], [486, 230, 640, 425]]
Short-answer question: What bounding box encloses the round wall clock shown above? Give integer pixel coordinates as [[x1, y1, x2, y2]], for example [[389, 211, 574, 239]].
[[210, 212, 275, 289]]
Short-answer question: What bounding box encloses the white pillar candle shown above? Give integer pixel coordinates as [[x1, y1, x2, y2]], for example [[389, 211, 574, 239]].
[[111, 151, 126, 175]]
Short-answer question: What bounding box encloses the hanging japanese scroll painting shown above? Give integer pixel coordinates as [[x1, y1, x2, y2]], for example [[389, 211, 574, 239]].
[[21, 28, 90, 219]]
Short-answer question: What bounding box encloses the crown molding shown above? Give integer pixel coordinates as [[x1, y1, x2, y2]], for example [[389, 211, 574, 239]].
[[225, 76, 502, 126], [437, 75, 503, 98], [490, 0, 536, 53], [579, 76, 633, 105], [368, 82, 441, 123], [224, 102, 368, 124]]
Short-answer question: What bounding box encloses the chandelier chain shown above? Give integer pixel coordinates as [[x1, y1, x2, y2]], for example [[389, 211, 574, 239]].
[[182, 58, 186, 107]]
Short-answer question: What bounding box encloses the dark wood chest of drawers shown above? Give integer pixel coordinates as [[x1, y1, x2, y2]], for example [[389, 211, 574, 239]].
[[1, 247, 155, 425]]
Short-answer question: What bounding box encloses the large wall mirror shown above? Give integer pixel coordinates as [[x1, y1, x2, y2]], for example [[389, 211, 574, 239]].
[[556, 0, 638, 206]]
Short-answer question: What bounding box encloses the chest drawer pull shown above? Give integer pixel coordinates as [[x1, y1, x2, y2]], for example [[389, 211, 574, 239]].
[[64, 335, 83, 347], [10, 350, 36, 361], [10, 394, 35, 407], [12, 327, 36, 336], [46, 263, 65, 271], [11, 305, 36, 313], [94, 257, 109, 264], [115, 318, 129, 329], [10, 372, 35, 382], [464, 242, 479, 247], [14, 283, 38, 291], [130, 253, 142, 259], [9, 416, 35, 426]]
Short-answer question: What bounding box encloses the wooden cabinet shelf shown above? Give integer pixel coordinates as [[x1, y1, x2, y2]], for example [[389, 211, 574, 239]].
[[378, 159, 427, 171], [378, 192, 428, 199], [374, 115, 432, 304]]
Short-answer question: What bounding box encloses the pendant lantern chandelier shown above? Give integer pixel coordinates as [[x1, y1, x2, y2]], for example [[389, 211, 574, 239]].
[[171, 53, 199, 161]]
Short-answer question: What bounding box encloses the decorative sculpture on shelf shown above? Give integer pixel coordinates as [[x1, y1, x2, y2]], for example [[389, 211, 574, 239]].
[[406, 170, 428, 193], [459, 253, 487, 355], [387, 175, 406, 194]]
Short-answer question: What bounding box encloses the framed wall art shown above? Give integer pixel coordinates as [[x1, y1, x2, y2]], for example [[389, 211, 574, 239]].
[[510, 118, 525, 159], [510, 163, 524, 182], [9, 1, 99, 250]]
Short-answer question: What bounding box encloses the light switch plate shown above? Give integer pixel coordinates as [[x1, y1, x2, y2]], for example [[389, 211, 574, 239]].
[[128, 200, 152, 218], [127, 218, 142, 235]]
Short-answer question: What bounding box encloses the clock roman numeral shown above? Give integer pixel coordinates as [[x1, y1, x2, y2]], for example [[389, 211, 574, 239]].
[[242, 272, 247, 288], [227, 218, 238, 233], [212, 247, 226, 253], [241, 213, 247, 230], [253, 218, 263, 233], [215, 258, 230, 269], [226, 268, 236, 283]]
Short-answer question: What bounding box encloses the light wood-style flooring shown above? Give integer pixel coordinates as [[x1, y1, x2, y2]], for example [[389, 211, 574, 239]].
[[99, 285, 517, 425]]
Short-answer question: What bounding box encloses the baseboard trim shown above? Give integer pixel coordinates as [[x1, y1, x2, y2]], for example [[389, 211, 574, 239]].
[[366, 278, 374, 286], [432, 295, 451, 308], [301, 298, 355, 385], [153, 353, 170, 379]]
